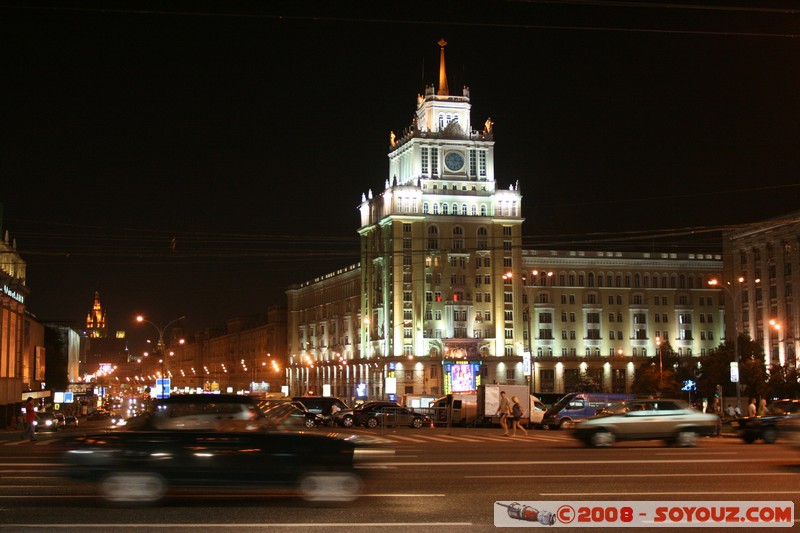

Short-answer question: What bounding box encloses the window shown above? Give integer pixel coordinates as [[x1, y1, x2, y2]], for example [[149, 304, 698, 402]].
[[427, 225, 439, 250], [452, 226, 464, 250]]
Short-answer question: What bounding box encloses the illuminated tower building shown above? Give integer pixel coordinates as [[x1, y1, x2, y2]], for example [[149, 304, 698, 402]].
[[357, 38, 522, 396], [86, 291, 107, 338]]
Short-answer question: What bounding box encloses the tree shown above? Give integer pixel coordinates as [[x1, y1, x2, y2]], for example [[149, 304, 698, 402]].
[[766, 364, 800, 399], [575, 374, 601, 393]]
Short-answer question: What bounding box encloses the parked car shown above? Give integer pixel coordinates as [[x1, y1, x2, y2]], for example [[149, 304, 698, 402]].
[[53, 414, 66, 430], [354, 402, 430, 428], [573, 398, 719, 447], [292, 396, 349, 426], [87, 410, 111, 421], [735, 399, 800, 444], [529, 397, 547, 429], [333, 401, 386, 428], [543, 392, 633, 429], [61, 393, 366, 504], [263, 401, 325, 429], [64, 416, 79, 428]]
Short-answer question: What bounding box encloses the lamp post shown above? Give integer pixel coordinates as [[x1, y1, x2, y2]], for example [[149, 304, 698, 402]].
[[523, 270, 553, 397], [136, 314, 185, 397], [708, 277, 758, 412], [656, 336, 663, 390]]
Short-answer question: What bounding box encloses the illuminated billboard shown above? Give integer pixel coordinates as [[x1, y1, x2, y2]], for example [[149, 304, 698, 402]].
[[443, 361, 482, 394]]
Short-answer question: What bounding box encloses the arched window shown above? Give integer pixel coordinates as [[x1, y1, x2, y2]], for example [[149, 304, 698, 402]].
[[461, 204, 467, 216], [423, 203, 429, 214], [471, 205, 477, 216], [438, 114, 444, 129], [442, 204, 448, 215], [452, 203, 458, 214], [480, 204, 487, 216], [433, 204, 439, 215]]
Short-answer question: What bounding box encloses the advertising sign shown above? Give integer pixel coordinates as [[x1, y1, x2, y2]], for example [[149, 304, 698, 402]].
[[443, 360, 482, 394], [730, 361, 739, 383]]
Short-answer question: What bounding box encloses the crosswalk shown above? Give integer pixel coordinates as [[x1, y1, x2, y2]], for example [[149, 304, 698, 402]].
[[369, 432, 576, 444], [0, 430, 577, 446]]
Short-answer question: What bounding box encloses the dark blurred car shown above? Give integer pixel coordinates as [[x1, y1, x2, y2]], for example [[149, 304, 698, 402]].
[[263, 401, 325, 429], [87, 410, 111, 421], [354, 402, 430, 429], [573, 398, 719, 447], [61, 394, 364, 504], [53, 414, 66, 430], [35, 412, 61, 432], [64, 415, 79, 428], [735, 399, 800, 444], [292, 396, 349, 426]]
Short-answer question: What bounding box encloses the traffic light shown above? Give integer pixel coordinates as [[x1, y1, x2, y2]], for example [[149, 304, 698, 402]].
[[715, 384, 722, 398]]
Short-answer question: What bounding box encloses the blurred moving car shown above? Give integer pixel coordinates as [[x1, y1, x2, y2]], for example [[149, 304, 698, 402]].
[[64, 415, 79, 428], [35, 412, 61, 432], [573, 398, 719, 447], [61, 394, 364, 504], [735, 399, 800, 444], [332, 401, 383, 428]]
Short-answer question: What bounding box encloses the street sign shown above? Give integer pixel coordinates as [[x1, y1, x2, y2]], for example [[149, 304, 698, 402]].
[[730, 362, 739, 383], [522, 351, 531, 376], [155, 378, 171, 399]]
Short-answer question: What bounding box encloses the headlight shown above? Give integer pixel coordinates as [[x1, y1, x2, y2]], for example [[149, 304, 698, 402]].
[[45, 420, 53, 426]]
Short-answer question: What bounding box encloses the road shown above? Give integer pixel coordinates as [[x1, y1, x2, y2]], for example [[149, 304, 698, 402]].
[[0, 424, 798, 532]]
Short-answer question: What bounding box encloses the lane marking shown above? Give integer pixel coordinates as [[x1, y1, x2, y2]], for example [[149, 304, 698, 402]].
[[366, 458, 784, 466], [542, 491, 800, 496], [467, 472, 797, 478]]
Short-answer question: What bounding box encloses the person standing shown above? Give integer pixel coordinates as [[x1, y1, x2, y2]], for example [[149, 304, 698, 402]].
[[22, 397, 37, 442], [510, 396, 528, 437], [748, 398, 757, 418], [497, 391, 511, 436], [758, 398, 768, 417]]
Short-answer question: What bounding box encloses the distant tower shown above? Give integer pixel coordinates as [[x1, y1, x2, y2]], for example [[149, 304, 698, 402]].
[[86, 291, 108, 338]]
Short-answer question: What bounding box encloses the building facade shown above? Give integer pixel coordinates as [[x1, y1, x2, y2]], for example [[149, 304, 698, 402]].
[[285, 42, 724, 402], [723, 213, 800, 368]]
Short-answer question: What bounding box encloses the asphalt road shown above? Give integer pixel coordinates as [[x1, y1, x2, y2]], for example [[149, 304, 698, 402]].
[[0, 424, 798, 532]]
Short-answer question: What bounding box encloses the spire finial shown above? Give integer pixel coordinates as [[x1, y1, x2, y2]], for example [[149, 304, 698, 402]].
[[437, 38, 449, 96]]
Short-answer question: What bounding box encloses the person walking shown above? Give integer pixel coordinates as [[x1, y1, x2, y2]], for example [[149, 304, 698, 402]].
[[497, 391, 512, 436], [22, 397, 38, 442], [510, 396, 528, 437], [758, 398, 768, 417]]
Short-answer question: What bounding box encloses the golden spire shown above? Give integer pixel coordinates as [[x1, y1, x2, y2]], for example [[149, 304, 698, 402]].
[[437, 38, 449, 96]]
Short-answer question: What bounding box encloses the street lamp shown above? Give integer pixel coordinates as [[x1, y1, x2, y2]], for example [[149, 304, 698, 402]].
[[525, 270, 553, 396], [656, 336, 663, 390], [136, 314, 185, 397], [708, 277, 758, 412]]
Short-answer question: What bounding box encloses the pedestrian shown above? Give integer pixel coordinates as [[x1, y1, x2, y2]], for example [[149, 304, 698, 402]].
[[497, 390, 511, 436], [748, 398, 757, 418], [510, 396, 528, 437], [758, 398, 768, 417], [22, 397, 37, 442], [725, 404, 735, 419], [734, 405, 742, 418]]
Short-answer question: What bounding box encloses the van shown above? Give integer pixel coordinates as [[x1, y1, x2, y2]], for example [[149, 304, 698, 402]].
[[542, 392, 632, 429]]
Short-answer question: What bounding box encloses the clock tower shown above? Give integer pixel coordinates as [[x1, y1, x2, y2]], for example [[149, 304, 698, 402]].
[[358, 39, 524, 389]]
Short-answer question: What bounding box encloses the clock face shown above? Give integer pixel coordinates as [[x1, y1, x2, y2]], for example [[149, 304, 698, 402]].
[[444, 151, 465, 171]]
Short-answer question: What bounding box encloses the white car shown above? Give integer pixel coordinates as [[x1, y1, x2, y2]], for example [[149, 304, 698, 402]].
[[573, 398, 719, 447], [529, 397, 546, 428]]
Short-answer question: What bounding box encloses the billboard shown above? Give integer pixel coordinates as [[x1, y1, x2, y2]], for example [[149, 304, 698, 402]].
[[443, 360, 482, 394]]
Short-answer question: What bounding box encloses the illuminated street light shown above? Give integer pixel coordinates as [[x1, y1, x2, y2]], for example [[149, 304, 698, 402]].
[[136, 314, 185, 396], [708, 277, 759, 411]]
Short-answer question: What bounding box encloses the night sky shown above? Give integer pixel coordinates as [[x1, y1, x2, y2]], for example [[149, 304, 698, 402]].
[[2, 1, 799, 351]]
